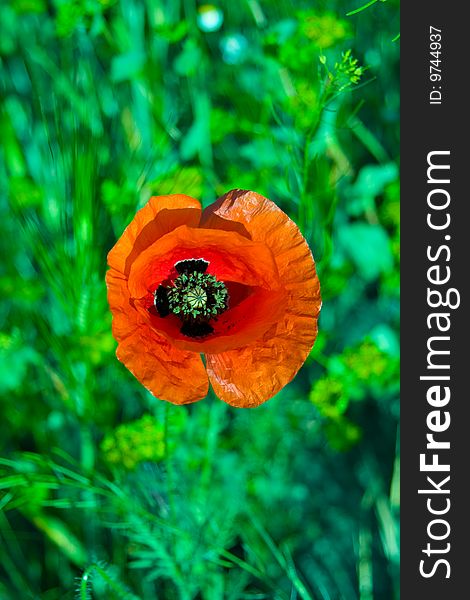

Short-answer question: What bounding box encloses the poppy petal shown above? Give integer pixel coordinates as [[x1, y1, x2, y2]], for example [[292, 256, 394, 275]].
[[106, 268, 140, 340], [125, 224, 289, 353], [203, 189, 321, 407], [205, 315, 318, 407], [108, 194, 202, 277], [127, 224, 282, 298], [107, 267, 208, 403], [116, 326, 209, 404], [140, 286, 288, 354], [107, 189, 320, 407]]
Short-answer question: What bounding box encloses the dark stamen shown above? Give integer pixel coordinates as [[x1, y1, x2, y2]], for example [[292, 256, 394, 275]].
[[153, 259, 229, 339], [180, 321, 214, 338], [174, 258, 209, 275], [154, 285, 170, 317]]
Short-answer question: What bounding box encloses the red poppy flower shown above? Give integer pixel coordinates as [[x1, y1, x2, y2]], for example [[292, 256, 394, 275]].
[[106, 189, 321, 408]]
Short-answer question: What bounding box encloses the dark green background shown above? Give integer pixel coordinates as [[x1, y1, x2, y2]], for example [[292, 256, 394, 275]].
[[0, 0, 399, 598]]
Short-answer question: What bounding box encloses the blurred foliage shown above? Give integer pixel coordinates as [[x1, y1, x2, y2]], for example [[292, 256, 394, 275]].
[[101, 414, 167, 470], [0, 0, 399, 598]]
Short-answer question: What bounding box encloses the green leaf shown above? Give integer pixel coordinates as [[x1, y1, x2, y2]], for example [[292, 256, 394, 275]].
[[111, 51, 146, 83], [180, 120, 205, 161], [338, 222, 393, 281], [346, 163, 398, 216], [173, 39, 202, 77]]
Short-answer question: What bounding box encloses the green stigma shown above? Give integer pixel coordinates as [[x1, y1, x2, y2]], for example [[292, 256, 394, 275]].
[[154, 267, 229, 338], [168, 272, 228, 319], [185, 285, 207, 310]]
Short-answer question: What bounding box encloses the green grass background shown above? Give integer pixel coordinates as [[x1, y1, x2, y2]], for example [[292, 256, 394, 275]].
[[0, 0, 399, 598]]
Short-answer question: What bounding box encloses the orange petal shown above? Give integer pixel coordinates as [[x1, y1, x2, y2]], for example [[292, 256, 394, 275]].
[[116, 325, 209, 404], [126, 224, 289, 353], [107, 264, 208, 403], [106, 195, 208, 404], [206, 314, 318, 407], [108, 194, 202, 277], [203, 189, 321, 407], [127, 224, 282, 298], [140, 286, 288, 354], [106, 268, 140, 341]]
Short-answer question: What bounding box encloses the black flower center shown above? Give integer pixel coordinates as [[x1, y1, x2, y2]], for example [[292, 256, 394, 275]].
[[154, 258, 229, 338]]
